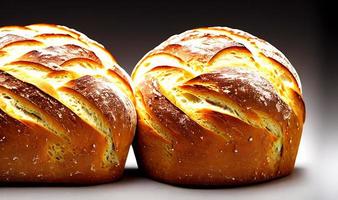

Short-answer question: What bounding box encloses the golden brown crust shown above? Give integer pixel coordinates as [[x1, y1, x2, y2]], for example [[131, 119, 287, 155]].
[[0, 24, 136, 184], [0, 34, 27, 48], [132, 27, 305, 186], [63, 75, 135, 158], [136, 78, 280, 185], [20, 44, 102, 68], [181, 68, 292, 125]]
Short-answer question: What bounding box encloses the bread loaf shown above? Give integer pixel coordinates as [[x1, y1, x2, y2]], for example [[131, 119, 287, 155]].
[[0, 24, 136, 184], [132, 27, 305, 186]]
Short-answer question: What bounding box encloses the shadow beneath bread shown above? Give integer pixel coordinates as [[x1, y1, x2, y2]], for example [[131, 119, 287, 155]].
[[179, 167, 308, 189], [108, 166, 309, 190], [0, 167, 307, 189], [118, 166, 308, 190]]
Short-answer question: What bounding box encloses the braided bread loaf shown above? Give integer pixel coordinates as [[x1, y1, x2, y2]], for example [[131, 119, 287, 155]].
[[0, 24, 136, 184], [132, 27, 305, 186]]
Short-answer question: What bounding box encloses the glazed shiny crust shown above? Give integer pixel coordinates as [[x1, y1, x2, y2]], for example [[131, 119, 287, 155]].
[[0, 24, 136, 184], [132, 27, 305, 186]]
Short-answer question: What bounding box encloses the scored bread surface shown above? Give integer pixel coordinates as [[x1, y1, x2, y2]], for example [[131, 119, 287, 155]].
[[132, 27, 305, 186], [0, 24, 136, 184]]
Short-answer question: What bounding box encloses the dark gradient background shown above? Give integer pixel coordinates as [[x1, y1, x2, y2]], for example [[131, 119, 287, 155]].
[[0, 1, 337, 199]]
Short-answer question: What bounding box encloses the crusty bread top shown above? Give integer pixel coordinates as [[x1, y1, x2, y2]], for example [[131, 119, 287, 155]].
[[132, 27, 305, 176], [132, 27, 305, 125], [0, 24, 136, 167], [0, 24, 133, 98]]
